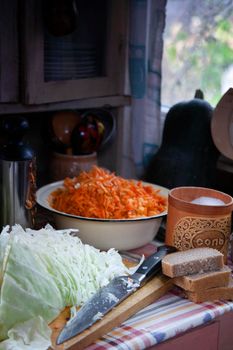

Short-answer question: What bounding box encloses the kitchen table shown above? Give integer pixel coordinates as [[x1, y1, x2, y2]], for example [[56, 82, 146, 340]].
[[39, 201, 233, 350], [84, 241, 233, 350]]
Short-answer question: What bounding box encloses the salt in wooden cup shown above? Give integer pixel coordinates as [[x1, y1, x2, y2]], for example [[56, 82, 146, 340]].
[[165, 187, 233, 263]]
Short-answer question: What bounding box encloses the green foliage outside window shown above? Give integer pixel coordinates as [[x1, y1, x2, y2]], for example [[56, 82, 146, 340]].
[[162, 0, 233, 107]]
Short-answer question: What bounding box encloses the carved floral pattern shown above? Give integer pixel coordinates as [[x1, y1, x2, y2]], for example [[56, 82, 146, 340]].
[[173, 216, 231, 251]]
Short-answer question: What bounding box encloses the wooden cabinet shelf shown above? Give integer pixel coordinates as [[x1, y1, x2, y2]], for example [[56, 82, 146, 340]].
[[0, 0, 129, 113]]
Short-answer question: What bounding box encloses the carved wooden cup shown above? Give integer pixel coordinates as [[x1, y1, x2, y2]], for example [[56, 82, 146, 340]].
[[165, 187, 233, 263]]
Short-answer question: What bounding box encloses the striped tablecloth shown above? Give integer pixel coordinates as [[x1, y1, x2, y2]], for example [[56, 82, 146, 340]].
[[87, 243, 233, 350]]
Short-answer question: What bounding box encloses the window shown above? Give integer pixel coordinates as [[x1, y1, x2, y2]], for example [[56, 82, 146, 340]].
[[161, 0, 233, 108]]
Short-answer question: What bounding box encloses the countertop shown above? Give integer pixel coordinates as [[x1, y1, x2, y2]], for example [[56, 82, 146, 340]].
[[86, 241, 233, 350], [37, 207, 233, 349]]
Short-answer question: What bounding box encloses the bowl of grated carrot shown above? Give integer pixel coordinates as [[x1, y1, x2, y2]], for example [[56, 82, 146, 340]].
[[36, 166, 169, 251]]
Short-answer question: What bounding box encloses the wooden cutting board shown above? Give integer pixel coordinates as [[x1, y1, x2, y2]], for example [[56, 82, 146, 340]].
[[49, 273, 173, 350]]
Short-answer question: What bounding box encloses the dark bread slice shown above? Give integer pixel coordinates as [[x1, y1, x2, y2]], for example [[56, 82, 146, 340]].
[[174, 265, 231, 292], [186, 277, 233, 303], [162, 247, 224, 278]]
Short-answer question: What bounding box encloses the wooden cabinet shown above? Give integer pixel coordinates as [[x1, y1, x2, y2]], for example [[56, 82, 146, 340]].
[[0, 0, 130, 179], [21, 0, 128, 105], [0, 0, 130, 111], [0, 0, 19, 103]]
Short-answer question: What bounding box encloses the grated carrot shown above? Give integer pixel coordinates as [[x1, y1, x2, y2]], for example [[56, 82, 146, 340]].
[[49, 166, 167, 219]]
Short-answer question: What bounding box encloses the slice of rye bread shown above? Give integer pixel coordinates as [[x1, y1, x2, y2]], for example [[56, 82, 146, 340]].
[[186, 277, 233, 303], [162, 248, 224, 278], [174, 265, 231, 292]]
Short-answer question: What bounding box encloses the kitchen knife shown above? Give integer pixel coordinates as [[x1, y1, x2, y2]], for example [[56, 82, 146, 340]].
[[56, 244, 176, 345]]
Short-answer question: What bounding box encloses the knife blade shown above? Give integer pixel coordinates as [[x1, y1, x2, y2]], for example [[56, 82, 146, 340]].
[[56, 244, 176, 345]]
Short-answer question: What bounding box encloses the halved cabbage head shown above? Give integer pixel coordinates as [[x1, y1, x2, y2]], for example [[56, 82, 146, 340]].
[[0, 225, 132, 342]]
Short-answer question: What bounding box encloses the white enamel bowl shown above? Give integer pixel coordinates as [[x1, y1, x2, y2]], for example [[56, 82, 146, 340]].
[[36, 181, 169, 251]]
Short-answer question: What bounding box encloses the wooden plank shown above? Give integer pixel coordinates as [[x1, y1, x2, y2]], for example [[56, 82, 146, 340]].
[[49, 274, 173, 350]]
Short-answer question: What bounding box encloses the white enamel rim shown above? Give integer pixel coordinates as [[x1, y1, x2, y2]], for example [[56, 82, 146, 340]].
[[36, 181, 169, 222]]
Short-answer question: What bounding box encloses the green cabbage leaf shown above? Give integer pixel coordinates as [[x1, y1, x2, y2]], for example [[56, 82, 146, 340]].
[[0, 225, 135, 349], [0, 316, 51, 350]]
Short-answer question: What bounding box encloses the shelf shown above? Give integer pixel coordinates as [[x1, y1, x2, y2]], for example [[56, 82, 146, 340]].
[[0, 95, 131, 115]]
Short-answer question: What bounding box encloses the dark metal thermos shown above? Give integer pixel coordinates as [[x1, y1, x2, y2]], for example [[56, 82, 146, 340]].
[[0, 117, 37, 228]]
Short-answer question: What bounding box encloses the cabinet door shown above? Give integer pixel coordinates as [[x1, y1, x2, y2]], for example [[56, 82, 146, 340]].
[[21, 0, 128, 105]]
